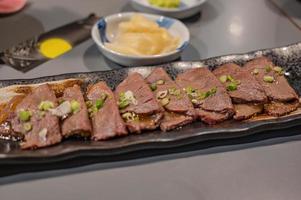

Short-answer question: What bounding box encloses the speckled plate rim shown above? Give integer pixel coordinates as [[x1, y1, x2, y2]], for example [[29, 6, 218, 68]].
[[0, 42, 300, 164]]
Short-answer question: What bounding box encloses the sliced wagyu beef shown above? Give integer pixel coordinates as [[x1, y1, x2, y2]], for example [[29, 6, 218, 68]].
[[115, 72, 164, 133], [10, 84, 62, 149], [176, 67, 234, 124], [86, 81, 127, 140], [213, 63, 268, 120], [60, 84, 92, 138], [243, 57, 299, 116], [146, 68, 196, 131]]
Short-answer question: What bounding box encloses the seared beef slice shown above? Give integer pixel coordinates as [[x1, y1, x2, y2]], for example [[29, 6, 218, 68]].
[[11, 84, 62, 149], [146, 68, 195, 131], [176, 67, 234, 124], [213, 63, 267, 120], [61, 84, 92, 138], [87, 82, 127, 140], [243, 57, 299, 116], [115, 72, 164, 133]]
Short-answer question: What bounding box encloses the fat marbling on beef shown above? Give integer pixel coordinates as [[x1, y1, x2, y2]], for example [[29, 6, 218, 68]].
[[86, 81, 127, 140], [146, 68, 195, 131], [115, 72, 164, 133], [213, 63, 267, 120], [176, 67, 234, 124], [61, 84, 92, 138], [10, 84, 62, 149], [243, 57, 299, 116]]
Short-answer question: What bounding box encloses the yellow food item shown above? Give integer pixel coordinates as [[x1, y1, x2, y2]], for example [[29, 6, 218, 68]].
[[39, 38, 72, 59], [149, 0, 181, 8], [105, 14, 180, 56]]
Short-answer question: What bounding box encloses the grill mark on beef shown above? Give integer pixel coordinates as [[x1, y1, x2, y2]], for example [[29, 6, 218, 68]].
[[10, 84, 62, 149], [87, 82, 127, 140], [213, 63, 267, 120], [176, 67, 234, 124], [115, 73, 164, 133], [146, 68, 195, 131], [243, 57, 299, 116], [61, 84, 92, 138]]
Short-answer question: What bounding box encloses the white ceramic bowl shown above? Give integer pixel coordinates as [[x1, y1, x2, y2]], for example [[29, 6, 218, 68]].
[[91, 12, 190, 66], [131, 0, 207, 19]]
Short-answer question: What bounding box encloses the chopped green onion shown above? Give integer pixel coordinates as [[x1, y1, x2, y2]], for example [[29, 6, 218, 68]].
[[199, 87, 217, 99], [122, 112, 139, 122], [156, 90, 168, 99], [88, 106, 98, 115], [210, 87, 217, 94], [156, 79, 165, 85], [191, 99, 198, 104], [85, 100, 93, 108], [95, 99, 104, 110], [227, 75, 235, 82], [273, 66, 282, 73], [227, 82, 237, 91], [38, 101, 54, 111], [252, 68, 259, 75], [18, 110, 31, 122], [100, 93, 108, 100], [185, 86, 195, 93], [71, 100, 80, 114], [118, 92, 130, 109], [219, 75, 227, 83], [160, 97, 170, 106], [118, 100, 129, 109], [265, 65, 272, 72], [150, 83, 157, 91], [263, 75, 274, 83], [235, 80, 241, 85], [23, 122, 32, 132], [168, 87, 181, 96]]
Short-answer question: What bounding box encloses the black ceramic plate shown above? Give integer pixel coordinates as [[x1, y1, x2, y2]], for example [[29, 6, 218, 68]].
[[0, 42, 301, 164]]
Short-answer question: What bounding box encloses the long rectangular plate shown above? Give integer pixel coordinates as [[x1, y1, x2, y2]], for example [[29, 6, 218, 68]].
[[0, 42, 300, 164]]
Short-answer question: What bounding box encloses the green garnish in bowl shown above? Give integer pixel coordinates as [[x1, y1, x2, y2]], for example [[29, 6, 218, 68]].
[[148, 0, 180, 8]]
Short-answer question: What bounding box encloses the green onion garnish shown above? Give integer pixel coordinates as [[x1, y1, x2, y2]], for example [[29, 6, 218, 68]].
[[18, 110, 31, 122], [160, 97, 170, 106], [71, 100, 80, 114], [227, 82, 237, 91], [219, 75, 227, 83], [252, 68, 259, 75], [156, 79, 165, 85], [23, 122, 32, 132], [265, 65, 272, 72], [38, 101, 54, 111], [263, 75, 274, 83], [150, 83, 157, 91]]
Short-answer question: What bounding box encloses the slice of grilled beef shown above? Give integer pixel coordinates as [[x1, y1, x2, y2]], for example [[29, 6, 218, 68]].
[[243, 57, 299, 116], [176, 67, 234, 124], [115, 72, 164, 133], [86, 81, 127, 140], [233, 104, 264, 120], [146, 68, 195, 131], [10, 84, 62, 149], [213, 63, 267, 120], [61, 84, 92, 138]]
